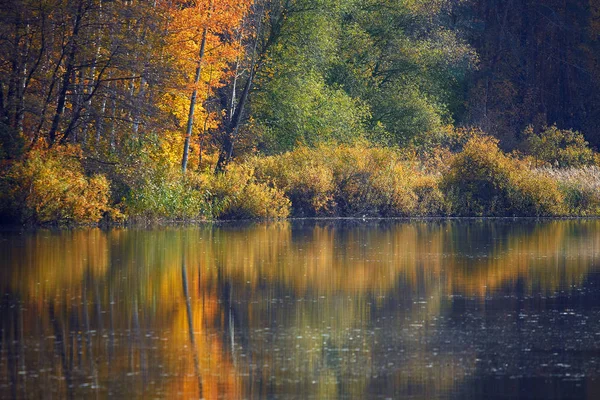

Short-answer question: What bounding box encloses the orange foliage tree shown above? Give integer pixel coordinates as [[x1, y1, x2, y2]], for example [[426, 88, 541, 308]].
[[157, 0, 252, 172]]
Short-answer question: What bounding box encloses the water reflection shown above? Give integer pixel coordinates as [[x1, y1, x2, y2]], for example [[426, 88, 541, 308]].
[[2, 221, 600, 399]]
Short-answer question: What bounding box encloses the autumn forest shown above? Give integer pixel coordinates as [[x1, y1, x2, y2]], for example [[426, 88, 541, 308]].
[[2, 0, 600, 224]]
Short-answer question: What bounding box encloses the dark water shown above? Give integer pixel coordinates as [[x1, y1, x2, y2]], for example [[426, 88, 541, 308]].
[[2, 221, 600, 399]]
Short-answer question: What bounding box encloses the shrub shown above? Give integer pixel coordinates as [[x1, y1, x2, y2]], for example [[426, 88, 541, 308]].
[[413, 175, 450, 216], [209, 164, 290, 219], [251, 143, 444, 217], [405, 126, 487, 175], [524, 125, 595, 168], [416, 125, 486, 154], [123, 160, 290, 221], [363, 158, 418, 216], [123, 164, 211, 221], [443, 136, 564, 216], [511, 172, 565, 216], [326, 144, 398, 216], [251, 147, 336, 216], [560, 184, 600, 216], [2, 146, 113, 224], [443, 136, 515, 215]]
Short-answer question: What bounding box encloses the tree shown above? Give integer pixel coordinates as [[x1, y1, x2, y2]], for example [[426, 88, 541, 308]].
[[241, 0, 474, 155], [462, 0, 600, 148]]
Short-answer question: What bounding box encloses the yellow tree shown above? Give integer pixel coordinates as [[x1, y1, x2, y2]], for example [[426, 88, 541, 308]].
[[162, 0, 251, 173]]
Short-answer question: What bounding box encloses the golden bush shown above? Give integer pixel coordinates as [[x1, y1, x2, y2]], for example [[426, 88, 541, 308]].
[[5, 146, 113, 224], [413, 175, 450, 216], [123, 165, 211, 221], [252, 148, 336, 216], [251, 143, 443, 217], [209, 164, 290, 219], [524, 125, 595, 168], [443, 136, 564, 216], [534, 167, 600, 216]]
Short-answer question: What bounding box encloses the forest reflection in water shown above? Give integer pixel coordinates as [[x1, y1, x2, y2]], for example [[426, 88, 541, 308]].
[[2, 220, 600, 399]]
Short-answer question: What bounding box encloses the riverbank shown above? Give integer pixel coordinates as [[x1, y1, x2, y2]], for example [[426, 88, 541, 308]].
[[2, 135, 600, 227]]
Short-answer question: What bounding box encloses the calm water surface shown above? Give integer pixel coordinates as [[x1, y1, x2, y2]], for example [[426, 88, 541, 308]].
[[2, 220, 600, 399]]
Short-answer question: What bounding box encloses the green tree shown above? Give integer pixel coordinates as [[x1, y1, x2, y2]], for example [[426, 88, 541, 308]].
[[331, 0, 475, 145], [248, 0, 474, 151], [249, 0, 369, 153], [524, 125, 595, 168]]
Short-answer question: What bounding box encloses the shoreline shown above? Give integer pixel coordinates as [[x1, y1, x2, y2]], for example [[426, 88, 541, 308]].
[[4, 215, 600, 231]]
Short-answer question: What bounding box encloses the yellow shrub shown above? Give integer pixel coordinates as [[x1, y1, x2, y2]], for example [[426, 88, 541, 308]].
[[251, 149, 335, 216], [416, 125, 486, 157], [511, 172, 565, 216], [534, 167, 600, 216], [443, 136, 509, 215], [369, 162, 418, 216], [123, 165, 211, 221], [5, 146, 113, 224], [560, 183, 600, 216], [209, 164, 290, 219], [251, 143, 444, 217], [413, 175, 449, 216], [443, 136, 564, 216], [524, 125, 595, 168]]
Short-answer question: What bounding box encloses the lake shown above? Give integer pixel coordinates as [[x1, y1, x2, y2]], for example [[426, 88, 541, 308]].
[[2, 220, 600, 399]]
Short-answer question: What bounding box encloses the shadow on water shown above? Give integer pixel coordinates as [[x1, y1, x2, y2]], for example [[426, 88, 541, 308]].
[[2, 220, 600, 399]]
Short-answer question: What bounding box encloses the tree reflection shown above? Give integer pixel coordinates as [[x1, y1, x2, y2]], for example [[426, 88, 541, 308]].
[[1, 221, 600, 398]]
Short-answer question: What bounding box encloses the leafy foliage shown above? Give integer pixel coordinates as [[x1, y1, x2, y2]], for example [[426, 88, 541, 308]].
[[209, 164, 290, 219], [250, 0, 474, 151], [524, 125, 595, 168], [442, 136, 564, 216], [1, 147, 114, 224], [330, 0, 476, 144], [251, 143, 448, 217], [123, 163, 212, 221], [122, 158, 289, 221], [3, 0, 600, 224]]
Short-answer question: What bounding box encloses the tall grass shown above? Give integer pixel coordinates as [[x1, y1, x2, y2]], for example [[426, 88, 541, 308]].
[[534, 167, 600, 216]]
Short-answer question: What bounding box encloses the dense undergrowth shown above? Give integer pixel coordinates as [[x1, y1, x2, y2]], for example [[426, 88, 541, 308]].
[[2, 127, 600, 226]]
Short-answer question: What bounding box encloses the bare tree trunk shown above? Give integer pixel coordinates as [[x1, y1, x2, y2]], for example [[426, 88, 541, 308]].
[[7, 11, 24, 132], [96, 94, 107, 144], [110, 86, 117, 150], [48, 0, 85, 146], [198, 67, 214, 170], [182, 0, 212, 173], [71, 69, 84, 143], [33, 41, 67, 146], [228, 24, 245, 121], [216, 68, 254, 171], [81, 3, 103, 143], [214, 0, 271, 172], [15, 22, 32, 135], [132, 75, 146, 138], [216, 15, 261, 172]]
